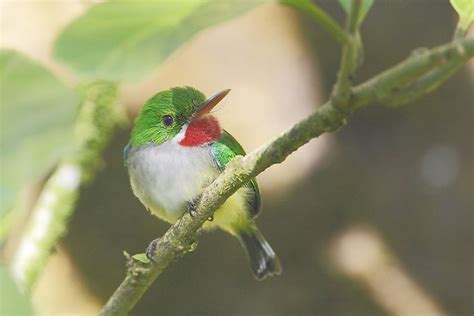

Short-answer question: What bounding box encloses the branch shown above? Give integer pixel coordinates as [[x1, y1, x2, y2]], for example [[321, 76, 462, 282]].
[[10, 81, 125, 291], [385, 52, 469, 107], [330, 0, 363, 109], [100, 37, 473, 316], [281, 0, 349, 45], [352, 39, 474, 109]]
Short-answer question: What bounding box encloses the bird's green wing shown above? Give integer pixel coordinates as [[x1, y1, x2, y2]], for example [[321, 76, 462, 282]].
[[211, 130, 261, 217]]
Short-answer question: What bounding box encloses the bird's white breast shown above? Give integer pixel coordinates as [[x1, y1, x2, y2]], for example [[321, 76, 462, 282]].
[[127, 140, 218, 222]]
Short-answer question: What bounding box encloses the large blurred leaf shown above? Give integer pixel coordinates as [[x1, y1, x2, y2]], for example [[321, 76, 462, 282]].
[[53, 0, 270, 81], [0, 266, 33, 315], [450, 0, 474, 31], [0, 50, 78, 217], [338, 0, 374, 26]]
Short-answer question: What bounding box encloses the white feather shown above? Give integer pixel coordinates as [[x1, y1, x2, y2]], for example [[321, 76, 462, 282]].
[[127, 138, 218, 223]]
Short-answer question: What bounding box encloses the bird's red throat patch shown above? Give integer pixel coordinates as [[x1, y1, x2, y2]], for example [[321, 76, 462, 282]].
[[179, 115, 222, 147]]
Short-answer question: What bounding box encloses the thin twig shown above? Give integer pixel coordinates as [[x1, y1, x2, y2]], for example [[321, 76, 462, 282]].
[[100, 37, 474, 316], [352, 40, 474, 109], [386, 55, 468, 107], [281, 0, 349, 45], [330, 0, 363, 110], [347, 0, 362, 33]]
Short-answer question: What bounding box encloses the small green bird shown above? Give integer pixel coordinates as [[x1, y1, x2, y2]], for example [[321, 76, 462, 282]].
[[124, 87, 281, 280]]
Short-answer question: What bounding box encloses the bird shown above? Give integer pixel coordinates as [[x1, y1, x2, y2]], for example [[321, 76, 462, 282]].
[[124, 86, 282, 280]]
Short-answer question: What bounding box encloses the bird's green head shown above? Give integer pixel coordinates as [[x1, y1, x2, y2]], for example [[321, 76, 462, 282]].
[[130, 87, 230, 146]]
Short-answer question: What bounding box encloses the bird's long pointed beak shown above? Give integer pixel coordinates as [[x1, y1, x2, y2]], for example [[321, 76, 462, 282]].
[[193, 89, 231, 119]]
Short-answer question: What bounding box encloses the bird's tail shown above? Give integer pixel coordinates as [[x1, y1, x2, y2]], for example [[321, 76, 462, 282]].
[[238, 227, 282, 280]]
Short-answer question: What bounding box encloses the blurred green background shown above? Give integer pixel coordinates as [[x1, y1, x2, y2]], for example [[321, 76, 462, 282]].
[[1, 1, 472, 315]]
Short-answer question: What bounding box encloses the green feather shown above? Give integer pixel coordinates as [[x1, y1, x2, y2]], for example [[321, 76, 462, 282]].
[[212, 130, 261, 217], [130, 87, 206, 146]]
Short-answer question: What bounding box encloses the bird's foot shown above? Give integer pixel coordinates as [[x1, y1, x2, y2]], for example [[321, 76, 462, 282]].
[[146, 238, 160, 262], [187, 196, 213, 221], [187, 197, 201, 217]]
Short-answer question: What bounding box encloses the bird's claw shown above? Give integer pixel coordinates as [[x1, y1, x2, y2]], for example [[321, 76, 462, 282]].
[[187, 196, 213, 221], [146, 238, 159, 262], [187, 197, 200, 217]]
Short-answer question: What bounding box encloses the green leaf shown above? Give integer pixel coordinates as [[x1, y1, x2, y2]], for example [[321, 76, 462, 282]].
[[132, 253, 151, 264], [338, 0, 374, 26], [0, 266, 34, 315], [450, 0, 474, 31], [0, 50, 78, 218], [54, 0, 270, 81]]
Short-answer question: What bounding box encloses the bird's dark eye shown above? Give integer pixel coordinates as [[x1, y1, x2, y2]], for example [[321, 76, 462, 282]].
[[162, 115, 174, 127]]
